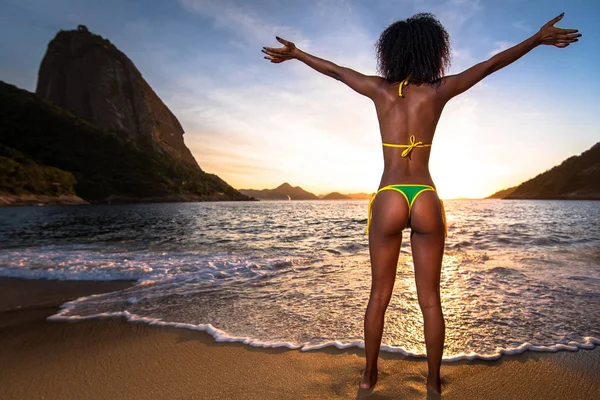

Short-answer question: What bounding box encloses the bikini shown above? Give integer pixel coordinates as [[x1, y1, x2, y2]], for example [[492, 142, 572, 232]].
[[366, 79, 448, 236]]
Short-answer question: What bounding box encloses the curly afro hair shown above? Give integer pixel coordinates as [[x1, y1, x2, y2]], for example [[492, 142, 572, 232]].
[[375, 13, 451, 85]]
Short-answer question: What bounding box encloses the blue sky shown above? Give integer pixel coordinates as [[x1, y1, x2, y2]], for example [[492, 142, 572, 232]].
[[1, 0, 598, 197]]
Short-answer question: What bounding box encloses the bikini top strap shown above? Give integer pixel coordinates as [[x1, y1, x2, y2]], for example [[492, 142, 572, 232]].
[[382, 135, 432, 157], [398, 79, 408, 97]]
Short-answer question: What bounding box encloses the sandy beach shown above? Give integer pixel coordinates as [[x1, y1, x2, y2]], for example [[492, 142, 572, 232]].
[[0, 277, 598, 400]]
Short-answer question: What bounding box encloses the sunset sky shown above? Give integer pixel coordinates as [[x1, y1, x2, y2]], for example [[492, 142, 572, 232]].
[[1, 0, 598, 198]]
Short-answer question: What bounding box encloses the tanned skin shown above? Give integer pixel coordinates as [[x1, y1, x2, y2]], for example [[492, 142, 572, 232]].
[[262, 13, 580, 394]]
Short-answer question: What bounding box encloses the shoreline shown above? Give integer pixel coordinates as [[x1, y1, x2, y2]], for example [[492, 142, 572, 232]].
[[0, 191, 88, 207], [1, 278, 599, 399], [49, 296, 600, 363], [0, 193, 256, 207]]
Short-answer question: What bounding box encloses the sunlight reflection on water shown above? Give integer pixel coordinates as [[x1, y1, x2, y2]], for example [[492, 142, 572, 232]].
[[1, 200, 599, 359]]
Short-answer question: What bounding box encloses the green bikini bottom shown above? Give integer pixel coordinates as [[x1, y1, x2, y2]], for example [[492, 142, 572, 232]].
[[366, 184, 447, 236]]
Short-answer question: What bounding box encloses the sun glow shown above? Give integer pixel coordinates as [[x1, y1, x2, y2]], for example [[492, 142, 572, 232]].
[[171, 1, 595, 200], [188, 85, 523, 199]]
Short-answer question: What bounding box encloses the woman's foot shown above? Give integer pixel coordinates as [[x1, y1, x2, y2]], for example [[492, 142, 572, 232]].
[[359, 369, 378, 389], [426, 376, 441, 394]]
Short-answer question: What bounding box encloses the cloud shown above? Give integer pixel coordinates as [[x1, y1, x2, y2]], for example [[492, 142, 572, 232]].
[[314, 0, 355, 16], [433, 0, 483, 36], [512, 20, 533, 32], [179, 0, 310, 47], [169, 0, 385, 192], [488, 40, 514, 57]]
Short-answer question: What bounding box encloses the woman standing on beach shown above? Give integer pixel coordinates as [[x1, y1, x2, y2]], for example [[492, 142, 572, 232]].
[[262, 12, 580, 393]]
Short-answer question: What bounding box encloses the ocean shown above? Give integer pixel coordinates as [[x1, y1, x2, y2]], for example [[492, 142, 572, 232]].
[[1, 200, 599, 361]]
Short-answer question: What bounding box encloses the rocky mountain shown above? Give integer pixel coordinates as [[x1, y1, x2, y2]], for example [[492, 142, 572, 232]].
[[488, 142, 600, 200], [0, 27, 248, 204], [239, 183, 319, 200], [321, 192, 352, 200], [36, 26, 197, 167]]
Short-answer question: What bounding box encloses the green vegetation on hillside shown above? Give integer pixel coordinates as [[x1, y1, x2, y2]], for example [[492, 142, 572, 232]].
[[485, 186, 517, 199], [488, 142, 600, 200], [0, 144, 76, 196], [0, 81, 247, 202]]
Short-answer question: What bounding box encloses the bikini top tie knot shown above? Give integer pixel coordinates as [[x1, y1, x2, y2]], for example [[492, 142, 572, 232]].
[[382, 135, 432, 157], [401, 135, 423, 157]]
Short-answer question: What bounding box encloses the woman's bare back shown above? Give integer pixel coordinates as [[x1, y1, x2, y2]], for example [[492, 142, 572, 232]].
[[373, 80, 446, 188]]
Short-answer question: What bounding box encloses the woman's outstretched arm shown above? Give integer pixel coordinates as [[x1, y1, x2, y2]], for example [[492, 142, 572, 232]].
[[262, 37, 385, 100], [439, 13, 581, 101]]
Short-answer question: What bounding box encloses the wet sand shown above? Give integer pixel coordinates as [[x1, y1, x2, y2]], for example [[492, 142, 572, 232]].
[[0, 277, 598, 399]]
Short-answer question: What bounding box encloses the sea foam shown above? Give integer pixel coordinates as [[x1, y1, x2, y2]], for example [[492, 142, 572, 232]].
[[47, 291, 600, 362]]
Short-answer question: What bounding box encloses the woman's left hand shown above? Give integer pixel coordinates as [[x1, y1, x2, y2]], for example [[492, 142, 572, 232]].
[[262, 37, 297, 63]]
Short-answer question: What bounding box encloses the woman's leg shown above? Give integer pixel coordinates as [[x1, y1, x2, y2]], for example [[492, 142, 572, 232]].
[[361, 191, 408, 389], [409, 191, 446, 394]]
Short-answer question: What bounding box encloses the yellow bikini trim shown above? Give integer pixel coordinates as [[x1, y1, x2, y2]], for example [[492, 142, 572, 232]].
[[440, 199, 448, 238], [410, 188, 434, 207], [366, 193, 376, 235], [365, 186, 413, 235], [366, 186, 447, 237], [382, 135, 432, 157]]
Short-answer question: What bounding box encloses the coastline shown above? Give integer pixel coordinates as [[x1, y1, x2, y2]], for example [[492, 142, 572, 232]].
[[0, 278, 598, 400], [0, 191, 88, 206], [0, 192, 257, 207]]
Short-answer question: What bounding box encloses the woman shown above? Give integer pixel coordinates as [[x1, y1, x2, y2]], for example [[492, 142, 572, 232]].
[[262, 12, 580, 393]]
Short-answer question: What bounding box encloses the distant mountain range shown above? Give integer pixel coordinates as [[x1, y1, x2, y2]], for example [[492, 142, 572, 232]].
[[487, 142, 600, 200], [239, 183, 318, 200], [239, 183, 370, 200]]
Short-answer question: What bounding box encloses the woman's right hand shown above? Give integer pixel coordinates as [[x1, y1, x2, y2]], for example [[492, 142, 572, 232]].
[[536, 13, 581, 48], [262, 37, 298, 63]]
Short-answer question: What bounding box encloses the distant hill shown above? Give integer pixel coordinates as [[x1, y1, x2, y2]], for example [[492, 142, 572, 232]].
[[347, 192, 372, 200], [322, 192, 352, 200], [486, 186, 517, 199], [239, 183, 319, 200], [240, 185, 374, 200], [488, 142, 600, 200]]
